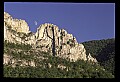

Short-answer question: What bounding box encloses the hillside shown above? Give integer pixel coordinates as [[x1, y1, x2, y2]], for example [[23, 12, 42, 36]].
[[4, 41, 114, 78], [3, 12, 115, 78], [82, 38, 115, 75], [4, 12, 97, 63]]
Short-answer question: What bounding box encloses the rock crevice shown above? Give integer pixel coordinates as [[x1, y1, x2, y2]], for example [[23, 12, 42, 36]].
[[4, 12, 97, 62]]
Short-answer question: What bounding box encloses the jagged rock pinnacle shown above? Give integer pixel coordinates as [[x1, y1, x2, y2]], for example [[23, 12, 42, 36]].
[[4, 12, 30, 33], [4, 12, 97, 62]]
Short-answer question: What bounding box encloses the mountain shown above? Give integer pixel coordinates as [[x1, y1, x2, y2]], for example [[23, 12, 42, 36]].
[[82, 38, 115, 75], [3, 39, 114, 78], [3, 12, 114, 78], [4, 12, 97, 62]]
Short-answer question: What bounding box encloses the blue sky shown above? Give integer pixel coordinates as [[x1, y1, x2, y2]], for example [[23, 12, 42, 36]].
[[4, 2, 115, 43]]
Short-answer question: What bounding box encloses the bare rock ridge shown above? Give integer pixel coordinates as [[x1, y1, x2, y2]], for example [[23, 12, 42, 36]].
[[4, 12, 97, 62], [4, 12, 30, 33]]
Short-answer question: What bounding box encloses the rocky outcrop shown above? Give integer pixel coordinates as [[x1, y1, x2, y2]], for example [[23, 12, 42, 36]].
[[4, 12, 97, 63], [4, 12, 30, 33], [4, 12, 36, 45], [4, 26, 36, 45], [57, 64, 67, 70], [3, 54, 11, 65], [87, 53, 97, 62], [35, 23, 88, 62], [4, 53, 36, 67], [48, 63, 52, 68]]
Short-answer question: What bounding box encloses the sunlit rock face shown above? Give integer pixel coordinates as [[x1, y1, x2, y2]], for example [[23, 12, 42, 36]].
[[87, 53, 97, 63], [4, 12, 97, 62], [35, 23, 89, 62], [4, 12, 30, 33], [4, 12, 35, 45]]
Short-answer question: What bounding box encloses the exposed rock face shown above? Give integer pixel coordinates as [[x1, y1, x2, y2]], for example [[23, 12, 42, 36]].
[[4, 12, 97, 63], [4, 12, 30, 33], [4, 53, 36, 67], [48, 63, 52, 68], [57, 64, 66, 70], [4, 54, 11, 65], [35, 23, 88, 62], [4, 25, 36, 45], [4, 12, 36, 45], [87, 53, 97, 63]]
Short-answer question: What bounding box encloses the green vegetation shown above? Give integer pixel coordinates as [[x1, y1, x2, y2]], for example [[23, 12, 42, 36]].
[[7, 26, 33, 39], [4, 58, 114, 78], [4, 41, 33, 61], [82, 38, 115, 75], [4, 39, 115, 78], [36, 45, 44, 48], [4, 40, 32, 50]]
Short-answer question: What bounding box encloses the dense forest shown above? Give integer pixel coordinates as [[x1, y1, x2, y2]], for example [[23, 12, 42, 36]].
[[3, 38, 115, 78], [82, 38, 115, 75]]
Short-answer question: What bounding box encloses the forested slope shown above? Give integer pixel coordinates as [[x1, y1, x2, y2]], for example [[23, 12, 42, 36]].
[[82, 38, 115, 75], [4, 40, 114, 78]]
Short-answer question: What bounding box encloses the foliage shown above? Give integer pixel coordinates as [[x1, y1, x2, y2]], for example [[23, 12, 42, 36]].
[[82, 38, 115, 75], [4, 58, 114, 78], [3, 39, 115, 78], [4, 40, 32, 50], [36, 45, 44, 48]]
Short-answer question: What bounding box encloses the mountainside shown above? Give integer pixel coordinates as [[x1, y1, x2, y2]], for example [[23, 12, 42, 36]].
[[3, 12, 114, 78], [82, 38, 115, 75], [4, 41, 114, 78], [4, 12, 97, 62]]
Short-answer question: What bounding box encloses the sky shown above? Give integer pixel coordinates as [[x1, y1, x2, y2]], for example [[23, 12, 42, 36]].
[[4, 2, 115, 43]]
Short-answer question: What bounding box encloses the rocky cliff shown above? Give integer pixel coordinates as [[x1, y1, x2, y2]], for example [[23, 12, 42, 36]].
[[4, 12, 30, 33], [4, 12, 97, 62]]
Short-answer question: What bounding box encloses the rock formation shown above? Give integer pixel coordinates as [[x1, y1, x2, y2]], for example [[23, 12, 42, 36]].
[[35, 23, 87, 62], [4, 12, 30, 33], [87, 53, 97, 62], [4, 53, 36, 67], [4, 12, 97, 62]]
